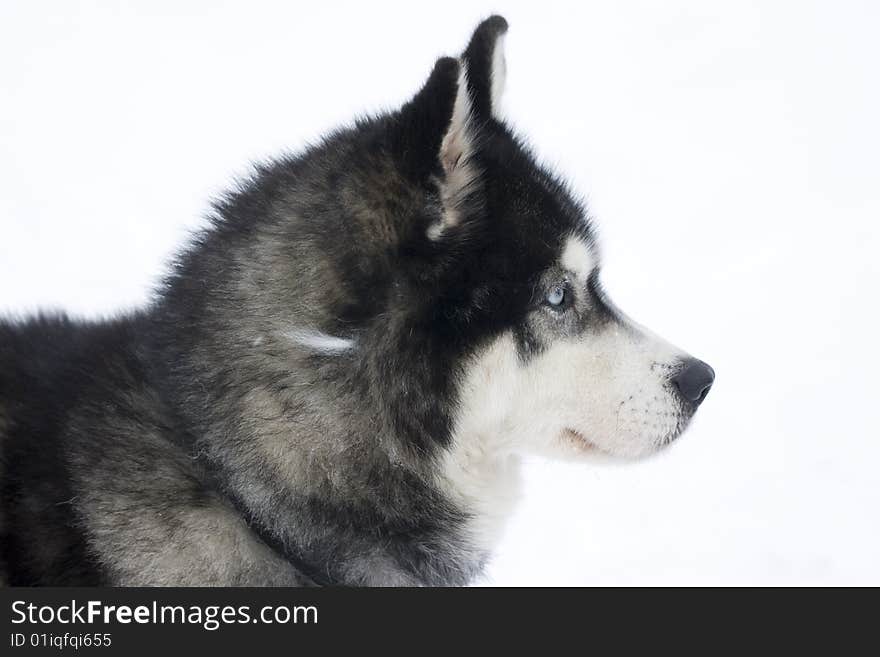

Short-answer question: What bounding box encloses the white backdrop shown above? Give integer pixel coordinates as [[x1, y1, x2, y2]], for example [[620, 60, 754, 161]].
[[1, 1, 878, 585]]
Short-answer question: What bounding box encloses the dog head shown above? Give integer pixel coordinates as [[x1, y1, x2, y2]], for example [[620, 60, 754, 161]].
[[266, 17, 713, 465], [384, 16, 714, 460]]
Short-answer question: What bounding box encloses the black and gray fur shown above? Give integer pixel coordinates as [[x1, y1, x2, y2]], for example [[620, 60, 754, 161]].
[[0, 16, 713, 586]]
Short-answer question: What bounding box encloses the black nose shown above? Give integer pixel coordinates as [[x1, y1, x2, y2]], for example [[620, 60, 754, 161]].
[[671, 359, 715, 406]]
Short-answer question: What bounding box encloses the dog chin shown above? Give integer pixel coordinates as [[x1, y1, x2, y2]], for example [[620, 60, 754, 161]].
[[558, 427, 679, 462]]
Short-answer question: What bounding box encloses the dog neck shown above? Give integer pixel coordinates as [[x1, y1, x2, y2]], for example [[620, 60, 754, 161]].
[[439, 433, 524, 563]]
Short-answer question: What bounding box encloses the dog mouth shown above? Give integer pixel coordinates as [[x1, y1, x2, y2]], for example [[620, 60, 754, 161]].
[[561, 428, 600, 453], [658, 419, 690, 447], [563, 420, 688, 458]]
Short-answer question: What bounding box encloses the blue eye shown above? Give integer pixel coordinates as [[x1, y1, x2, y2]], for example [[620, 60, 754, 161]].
[[547, 285, 566, 307]]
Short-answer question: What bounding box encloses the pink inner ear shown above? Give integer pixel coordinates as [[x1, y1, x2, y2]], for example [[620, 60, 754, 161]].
[[430, 65, 482, 237], [439, 66, 474, 177]]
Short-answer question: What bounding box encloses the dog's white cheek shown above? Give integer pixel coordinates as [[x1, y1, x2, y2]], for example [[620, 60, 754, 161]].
[[530, 324, 684, 457]]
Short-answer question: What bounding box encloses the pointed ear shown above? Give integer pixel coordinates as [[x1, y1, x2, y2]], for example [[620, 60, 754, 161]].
[[462, 15, 509, 120], [396, 57, 461, 181], [398, 56, 482, 239], [434, 62, 479, 234]]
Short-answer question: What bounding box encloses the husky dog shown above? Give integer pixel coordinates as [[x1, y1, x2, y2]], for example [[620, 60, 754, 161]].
[[0, 16, 714, 586]]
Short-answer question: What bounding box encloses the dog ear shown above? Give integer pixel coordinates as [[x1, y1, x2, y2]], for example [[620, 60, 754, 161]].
[[396, 17, 508, 239], [462, 15, 508, 121], [431, 57, 480, 238], [397, 56, 480, 239], [396, 56, 461, 180], [429, 16, 509, 238]]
